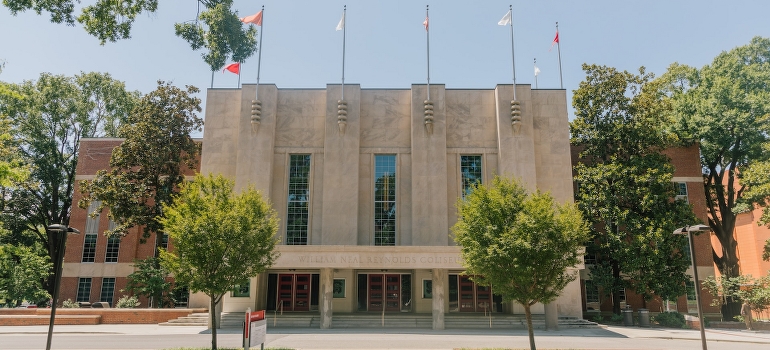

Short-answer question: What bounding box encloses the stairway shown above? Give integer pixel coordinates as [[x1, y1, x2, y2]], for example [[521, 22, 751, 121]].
[[159, 312, 209, 326], [263, 312, 599, 329]]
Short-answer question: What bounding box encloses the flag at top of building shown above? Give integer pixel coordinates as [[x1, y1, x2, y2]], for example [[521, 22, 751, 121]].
[[423, 15, 429, 31], [336, 10, 345, 31], [223, 62, 240, 74], [498, 9, 512, 26], [241, 10, 263, 26]]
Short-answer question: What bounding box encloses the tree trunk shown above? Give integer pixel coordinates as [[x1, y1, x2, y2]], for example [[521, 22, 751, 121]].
[[524, 303, 537, 350], [209, 296, 218, 350]]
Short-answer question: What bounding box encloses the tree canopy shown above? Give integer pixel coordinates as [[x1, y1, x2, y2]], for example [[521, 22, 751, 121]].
[[453, 176, 588, 350], [160, 173, 279, 350], [3, 0, 260, 70], [0, 72, 139, 295], [175, 0, 258, 72], [657, 36, 770, 318], [571, 64, 697, 314], [79, 81, 202, 253]]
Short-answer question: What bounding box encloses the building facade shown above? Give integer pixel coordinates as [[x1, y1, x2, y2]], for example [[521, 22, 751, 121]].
[[64, 82, 718, 328]]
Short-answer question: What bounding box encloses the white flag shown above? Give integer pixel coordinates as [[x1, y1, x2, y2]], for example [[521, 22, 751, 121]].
[[534, 65, 541, 76], [498, 10, 511, 26], [336, 12, 345, 31]]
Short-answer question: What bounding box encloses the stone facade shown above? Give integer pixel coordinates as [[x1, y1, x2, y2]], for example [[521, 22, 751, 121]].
[[200, 83, 578, 329]]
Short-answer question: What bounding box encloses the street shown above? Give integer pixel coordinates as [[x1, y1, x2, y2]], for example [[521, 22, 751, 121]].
[[1, 324, 769, 349]]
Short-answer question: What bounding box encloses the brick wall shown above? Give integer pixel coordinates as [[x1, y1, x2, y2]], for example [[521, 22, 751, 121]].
[[0, 308, 207, 326]]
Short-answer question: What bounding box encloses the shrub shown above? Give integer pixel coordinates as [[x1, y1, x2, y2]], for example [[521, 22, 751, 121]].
[[61, 299, 80, 308], [592, 314, 604, 323], [610, 313, 624, 323], [115, 295, 141, 308], [654, 311, 686, 328]]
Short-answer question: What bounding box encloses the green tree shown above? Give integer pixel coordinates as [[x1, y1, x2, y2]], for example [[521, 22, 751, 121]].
[[175, 0, 258, 74], [124, 256, 174, 308], [571, 64, 697, 315], [740, 142, 770, 261], [453, 176, 589, 350], [0, 243, 52, 307], [0, 72, 139, 296], [3, 0, 259, 53], [160, 174, 279, 350], [79, 81, 202, 253], [658, 37, 770, 318], [703, 274, 770, 321]]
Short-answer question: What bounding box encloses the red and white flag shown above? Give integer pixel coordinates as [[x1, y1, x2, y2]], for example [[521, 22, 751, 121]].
[[241, 10, 263, 26], [423, 16, 429, 31], [549, 30, 559, 51], [223, 62, 240, 74]]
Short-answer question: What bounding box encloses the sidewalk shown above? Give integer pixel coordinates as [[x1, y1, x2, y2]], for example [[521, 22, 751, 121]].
[[2, 324, 769, 349]]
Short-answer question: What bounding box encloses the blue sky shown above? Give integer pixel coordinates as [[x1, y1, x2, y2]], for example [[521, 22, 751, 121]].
[[1, 0, 769, 124]]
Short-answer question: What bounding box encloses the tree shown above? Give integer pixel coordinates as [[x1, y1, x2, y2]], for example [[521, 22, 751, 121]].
[[453, 176, 589, 350], [703, 274, 770, 321], [740, 142, 770, 261], [124, 257, 174, 308], [79, 81, 202, 253], [160, 174, 279, 350], [175, 0, 258, 74], [0, 72, 139, 296], [571, 64, 698, 315], [3, 0, 259, 56], [658, 37, 770, 318], [0, 243, 52, 307]]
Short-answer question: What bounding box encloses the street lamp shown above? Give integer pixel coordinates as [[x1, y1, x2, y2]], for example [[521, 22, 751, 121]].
[[674, 224, 711, 350], [45, 224, 80, 350]]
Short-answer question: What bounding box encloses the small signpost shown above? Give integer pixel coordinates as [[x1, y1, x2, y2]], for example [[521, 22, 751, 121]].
[[243, 309, 266, 350]]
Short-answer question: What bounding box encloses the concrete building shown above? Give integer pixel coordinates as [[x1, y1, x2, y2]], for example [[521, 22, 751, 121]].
[[66, 82, 719, 328], [199, 83, 576, 329], [63, 83, 578, 329]]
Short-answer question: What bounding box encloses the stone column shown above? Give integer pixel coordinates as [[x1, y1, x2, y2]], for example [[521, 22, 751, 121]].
[[432, 268, 446, 330], [545, 302, 558, 330], [320, 268, 334, 329]]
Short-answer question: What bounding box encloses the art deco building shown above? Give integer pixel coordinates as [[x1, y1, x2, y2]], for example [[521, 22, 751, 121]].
[[64, 83, 713, 328]]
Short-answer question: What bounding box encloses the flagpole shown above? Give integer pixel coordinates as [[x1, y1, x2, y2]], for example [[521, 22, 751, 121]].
[[534, 58, 538, 89], [255, 5, 265, 101], [341, 5, 346, 101], [556, 22, 563, 89], [237, 62, 241, 87], [508, 5, 516, 100], [426, 5, 430, 101], [211, 71, 214, 88]]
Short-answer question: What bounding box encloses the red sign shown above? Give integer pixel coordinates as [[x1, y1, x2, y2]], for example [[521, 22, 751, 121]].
[[250, 310, 265, 322]]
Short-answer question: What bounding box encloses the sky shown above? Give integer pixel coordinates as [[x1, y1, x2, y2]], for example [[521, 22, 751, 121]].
[[1, 0, 769, 129]]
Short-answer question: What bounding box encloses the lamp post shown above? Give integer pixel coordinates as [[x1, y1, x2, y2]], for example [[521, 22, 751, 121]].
[[674, 224, 711, 350], [45, 224, 80, 350]]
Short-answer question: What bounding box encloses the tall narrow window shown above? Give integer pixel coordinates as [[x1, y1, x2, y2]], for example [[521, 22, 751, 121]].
[[675, 182, 688, 202], [105, 235, 120, 263], [287, 155, 311, 245], [374, 155, 396, 246], [82, 234, 97, 263], [85, 200, 101, 234], [460, 155, 483, 198], [77, 278, 92, 302], [100, 278, 116, 306]]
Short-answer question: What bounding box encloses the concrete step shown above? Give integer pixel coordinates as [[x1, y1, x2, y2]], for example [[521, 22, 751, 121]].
[[261, 313, 599, 329], [159, 313, 209, 326]]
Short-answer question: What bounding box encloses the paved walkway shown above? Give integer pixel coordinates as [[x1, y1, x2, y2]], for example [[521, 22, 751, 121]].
[[1, 324, 769, 349]]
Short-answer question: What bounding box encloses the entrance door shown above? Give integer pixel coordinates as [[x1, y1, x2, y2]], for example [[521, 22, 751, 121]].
[[277, 273, 311, 311], [456, 275, 497, 313], [367, 274, 401, 312], [459, 275, 476, 312]]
